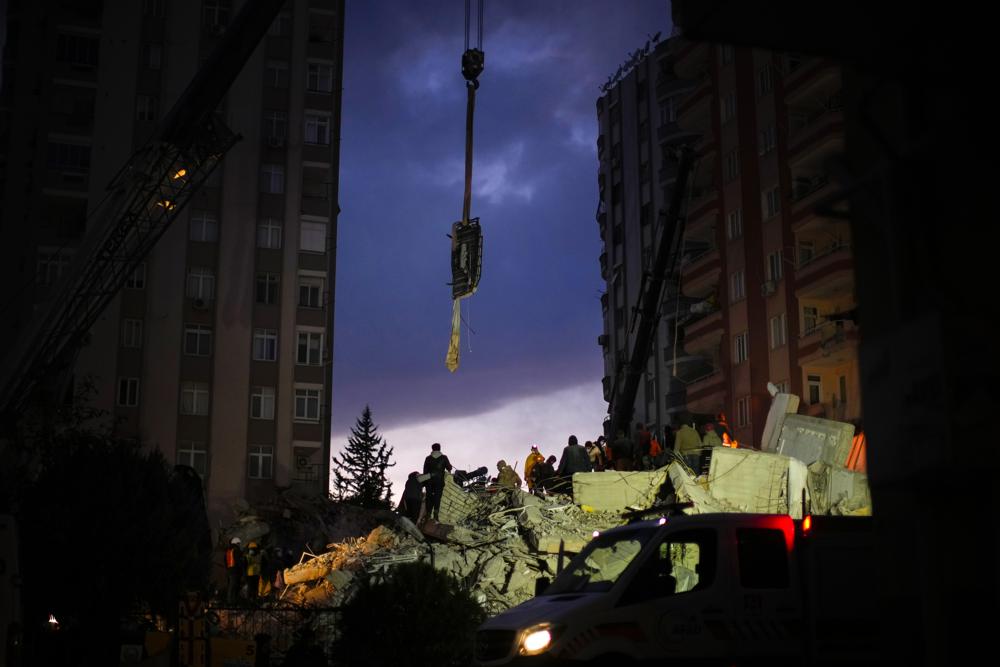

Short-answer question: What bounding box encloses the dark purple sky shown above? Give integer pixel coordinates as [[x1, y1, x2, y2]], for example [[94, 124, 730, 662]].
[[331, 1, 671, 485]]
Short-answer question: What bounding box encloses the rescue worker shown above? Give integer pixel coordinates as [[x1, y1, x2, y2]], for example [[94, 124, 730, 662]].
[[701, 422, 723, 448], [422, 442, 452, 521], [674, 413, 704, 471], [715, 412, 733, 445], [586, 440, 605, 471], [245, 541, 262, 602], [225, 537, 245, 605], [531, 455, 558, 495], [523, 445, 545, 491], [556, 435, 592, 495], [496, 460, 522, 489], [398, 471, 424, 522], [635, 422, 653, 470], [649, 431, 664, 467], [611, 429, 634, 471]]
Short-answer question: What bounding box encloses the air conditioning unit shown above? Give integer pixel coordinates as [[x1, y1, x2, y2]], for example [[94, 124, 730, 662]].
[[761, 279, 776, 296]]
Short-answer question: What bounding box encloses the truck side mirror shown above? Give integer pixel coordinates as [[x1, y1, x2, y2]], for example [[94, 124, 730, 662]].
[[535, 576, 551, 596]]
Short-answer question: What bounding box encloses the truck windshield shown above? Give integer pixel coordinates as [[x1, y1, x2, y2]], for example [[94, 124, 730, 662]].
[[543, 528, 657, 595]]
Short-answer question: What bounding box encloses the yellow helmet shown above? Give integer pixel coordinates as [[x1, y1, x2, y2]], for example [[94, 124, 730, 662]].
[[247, 541, 258, 549]]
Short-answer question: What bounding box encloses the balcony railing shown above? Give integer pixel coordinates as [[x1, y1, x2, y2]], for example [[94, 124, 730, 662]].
[[791, 175, 829, 202], [797, 241, 850, 270]]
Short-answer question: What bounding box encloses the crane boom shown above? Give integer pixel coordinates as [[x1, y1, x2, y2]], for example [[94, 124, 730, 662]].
[[609, 146, 695, 436], [0, 0, 288, 414]]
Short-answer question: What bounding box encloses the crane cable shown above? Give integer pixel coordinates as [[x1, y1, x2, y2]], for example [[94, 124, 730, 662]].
[[446, 0, 485, 372]]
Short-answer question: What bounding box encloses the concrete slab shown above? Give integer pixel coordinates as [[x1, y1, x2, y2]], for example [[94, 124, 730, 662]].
[[706, 447, 808, 515], [761, 393, 800, 452], [776, 414, 855, 466], [571, 470, 669, 511], [437, 473, 479, 524], [806, 461, 872, 515]]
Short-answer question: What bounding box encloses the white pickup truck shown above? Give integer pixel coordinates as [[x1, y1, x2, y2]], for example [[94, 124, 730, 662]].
[[474, 513, 877, 665]]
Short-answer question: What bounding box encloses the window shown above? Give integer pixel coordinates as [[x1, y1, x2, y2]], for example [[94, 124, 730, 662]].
[[737, 395, 750, 427], [257, 218, 282, 249], [184, 324, 212, 356], [807, 374, 822, 404], [144, 43, 162, 70], [727, 209, 743, 240], [186, 267, 215, 301], [202, 0, 231, 28], [802, 306, 819, 334], [253, 329, 278, 361], [724, 150, 740, 181], [767, 250, 783, 281], [248, 445, 274, 479], [36, 250, 72, 285], [764, 186, 781, 218], [56, 33, 99, 68], [639, 203, 652, 227], [117, 377, 139, 407], [618, 529, 717, 604], [143, 0, 165, 17], [255, 272, 280, 305], [268, 10, 291, 37], [759, 124, 776, 155], [774, 380, 789, 394], [265, 60, 289, 88], [294, 387, 322, 422], [757, 64, 774, 96], [799, 241, 815, 266], [306, 62, 334, 92], [296, 331, 323, 366], [721, 92, 737, 123], [737, 528, 789, 588], [122, 319, 143, 348], [659, 97, 677, 125], [300, 221, 327, 253], [720, 44, 735, 65], [770, 313, 787, 349], [125, 263, 146, 289], [309, 12, 338, 43], [734, 332, 749, 364], [189, 211, 218, 242], [47, 141, 91, 171], [180, 382, 210, 416], [259, 164, 285, 194], [298, 275, 324, 308], [304, 113, 331, 145], [177, 441, 208, 478], [136, 95, 158, 122], [263, 110, 288, 146], [729, 270, 745, 301], [250, 386, 275, 420]]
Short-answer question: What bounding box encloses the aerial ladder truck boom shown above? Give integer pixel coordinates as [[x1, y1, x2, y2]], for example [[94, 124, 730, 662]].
[[0, 0, 288, 415], [608, 145, 695, 437]]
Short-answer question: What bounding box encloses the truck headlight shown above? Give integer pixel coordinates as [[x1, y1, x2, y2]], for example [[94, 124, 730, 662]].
[[519, 624, 561, 656]]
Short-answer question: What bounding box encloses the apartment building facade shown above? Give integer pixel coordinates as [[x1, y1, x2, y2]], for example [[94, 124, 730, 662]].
[[596, 36, 859, 447], [0, 0, 344, 526]]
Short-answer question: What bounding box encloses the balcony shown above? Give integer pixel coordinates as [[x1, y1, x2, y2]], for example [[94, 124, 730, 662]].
[[656, 75, 697, 100], [680, 247, 721, 299], [602, 375, 613, 402], [686, 185, 720, 221], [784, 60, 840, 104], [797, 320, 859, 368], [685, 371, 727, 415], [599, 252, 609, 279], [788, 107, 844, 164], [681, 308, 723, 356], [794, 244, 853, 299], [790, 174, 834, 218], [672, 41, 709, 80]]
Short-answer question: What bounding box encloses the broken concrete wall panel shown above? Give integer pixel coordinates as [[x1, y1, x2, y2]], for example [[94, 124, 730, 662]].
[[776, 415, 855, 466], [571, 470, 669, 512], [437, 473, 479, 524], [760, 393, 800, 452], [806, 461, 872, 516], [666, 462, 735, 514], [707, 448, 807, 515]]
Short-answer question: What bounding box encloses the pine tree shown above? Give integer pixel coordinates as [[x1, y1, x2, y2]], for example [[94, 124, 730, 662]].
[[332, 405, 395, 508]]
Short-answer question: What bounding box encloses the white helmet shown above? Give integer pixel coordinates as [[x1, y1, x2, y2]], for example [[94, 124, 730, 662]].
[[230, 537, 241, 545]]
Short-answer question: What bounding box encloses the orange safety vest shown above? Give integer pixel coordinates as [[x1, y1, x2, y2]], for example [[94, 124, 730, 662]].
[[225, 547, 237, 569], [649, 438, 662, 458]]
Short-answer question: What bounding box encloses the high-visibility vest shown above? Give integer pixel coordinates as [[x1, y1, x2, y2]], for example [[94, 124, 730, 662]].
[[225, 547, 237, 569]]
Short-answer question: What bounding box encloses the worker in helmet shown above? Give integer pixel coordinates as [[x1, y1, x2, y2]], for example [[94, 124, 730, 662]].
[[496, 460, 522, 489], [225, 537, 245, 604], [245, 541, 262, 603], [523, 445, 545, 491]]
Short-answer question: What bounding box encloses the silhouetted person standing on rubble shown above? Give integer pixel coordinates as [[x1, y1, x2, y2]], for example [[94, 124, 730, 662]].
[[225, 537, 245, 605], [398, 471, 424, 522], [496, 460, 522, 489], [556, 435, 592, 496], [423, 442, 452, 521], [531, 455, 557, 495]]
